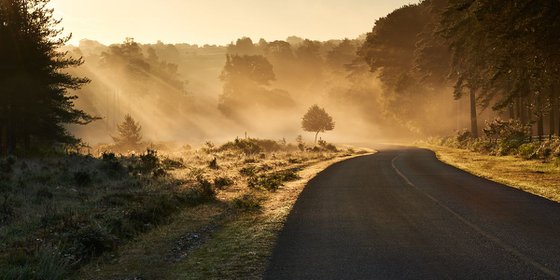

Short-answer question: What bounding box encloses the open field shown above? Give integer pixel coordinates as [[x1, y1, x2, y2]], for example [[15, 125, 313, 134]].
[[0, 138, 370, 279]]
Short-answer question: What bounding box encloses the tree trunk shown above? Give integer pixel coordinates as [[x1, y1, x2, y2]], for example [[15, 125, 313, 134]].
[[469, 89, 478, 138], [550, 89, 557, 138], [0, 125, 7, 157], [515, 97, 521, 121], [520, 97, 527, 124], [7, 125, 16, 155], [314, 131, 319, 144], [509, 104, 515, 120], [537, 96, 544, 141]]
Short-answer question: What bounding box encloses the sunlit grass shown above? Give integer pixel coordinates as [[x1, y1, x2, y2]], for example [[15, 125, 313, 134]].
[[425, 145, 560, 203]]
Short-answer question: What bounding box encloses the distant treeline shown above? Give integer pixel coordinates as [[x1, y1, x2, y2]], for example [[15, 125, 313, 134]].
[[3, 0, 558, 155]]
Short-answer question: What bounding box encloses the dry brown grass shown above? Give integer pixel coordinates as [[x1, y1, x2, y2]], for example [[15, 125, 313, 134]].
[[72, 146, 373, 279], [166, 152, 373, 280], [423, 144, 560, 203]]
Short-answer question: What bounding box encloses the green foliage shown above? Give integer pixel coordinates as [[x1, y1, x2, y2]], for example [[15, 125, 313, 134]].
[[99, 152, 125, 176], [233, 194, 262, 211], [517, 143, 540, 160], [483, 119, 530, 143], [455, 129, 472, 145], [0, 157, 16, 175], [239, 166, 256, 177], [0, 0, 96, 153], [1, 248, 69, 280], [318, 140, 338, 152], [112, 114, 143, 152], [0, 193, 16, 225], [73, 171, 92, 186], [162, 158, 185, 170], [138, 149, 161, 175], [214, 176, 234, 189], [70, 225, 117, 260], [302, 105, 335, 142], [183, 177, 216, 205], [247, 168, 301, 191], [220, 138, 289, 155]]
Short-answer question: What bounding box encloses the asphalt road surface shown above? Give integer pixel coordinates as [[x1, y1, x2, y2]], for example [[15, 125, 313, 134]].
[[265, 146, 560, 280]]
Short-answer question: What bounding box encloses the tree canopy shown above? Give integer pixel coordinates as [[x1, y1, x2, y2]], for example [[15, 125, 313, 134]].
[[0, 0, 96, 154], [302, 105, 335, 143], [112, 114, 143, 151]]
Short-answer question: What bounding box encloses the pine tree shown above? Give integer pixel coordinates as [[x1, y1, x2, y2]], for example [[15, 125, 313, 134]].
[[112, 114, 142, 151], [0, 0, 96, 155]]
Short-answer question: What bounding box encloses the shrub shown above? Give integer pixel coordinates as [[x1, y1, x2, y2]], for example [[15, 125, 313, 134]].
[[239, 166, 256, 177], [233, 194, 261, 211], [99, 152, 124, 176], [220, 138, 262, 155], [196, 177, 215, 199], [318, 140, 337, 152], [214, 176, 234, 189], [554, 156, 560, 167], [178, 177, 216, 206], [1, 248, 69, 280], [248, 168, 300, 191], [70, 225, 117, 261], [455, 129, 472, 146], [201, 141, 216, 154], [0, 194, 16, 225], [152, 168, 167, 177], [73, 171, 92, 186], [34, 187, 54, 204], [208, 158, 219, 169], [498, 138, 525, 156], [162, 158, 185, 170], [469, 138, 497, 154], [139, 149, 160, 174], [517, 143, 540, 160], [126, 195, 177, 230], [483, 118, 530, 142], [0, 156, 16, 175]]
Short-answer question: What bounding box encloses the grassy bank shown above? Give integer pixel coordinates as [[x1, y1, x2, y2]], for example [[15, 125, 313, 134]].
[[423, 144, 560, 203], [0, 138, 369, 279]]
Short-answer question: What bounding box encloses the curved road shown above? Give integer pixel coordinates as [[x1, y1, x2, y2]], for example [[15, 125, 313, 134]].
[[265, 146, 560, 279]]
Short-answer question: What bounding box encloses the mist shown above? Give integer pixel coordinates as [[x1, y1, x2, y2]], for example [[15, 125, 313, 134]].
[[64, 35, 465, 150]]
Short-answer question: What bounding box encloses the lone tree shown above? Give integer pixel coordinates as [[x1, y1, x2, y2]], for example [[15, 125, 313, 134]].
[[0, 0, 96, 155], [112, 114, 142, 151], [302, 105, 335, 143]]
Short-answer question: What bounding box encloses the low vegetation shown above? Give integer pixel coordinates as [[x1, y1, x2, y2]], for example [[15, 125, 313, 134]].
[[0, 138, 364, 279], [424, 118, 560, 203]]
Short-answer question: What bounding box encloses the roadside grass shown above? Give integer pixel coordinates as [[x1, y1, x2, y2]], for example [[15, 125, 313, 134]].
[[167, 153, 371, 280], [0, 137, 371, 279], [423, 144, 560, 203], [78, 203, 228, 279]]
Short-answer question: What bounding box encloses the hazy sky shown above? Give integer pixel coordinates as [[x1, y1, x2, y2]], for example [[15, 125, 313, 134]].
[[49, 0, 420, 46]]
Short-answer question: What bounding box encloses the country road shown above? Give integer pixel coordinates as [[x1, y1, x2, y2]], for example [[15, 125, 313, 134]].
[[265, 146, 560, 280]]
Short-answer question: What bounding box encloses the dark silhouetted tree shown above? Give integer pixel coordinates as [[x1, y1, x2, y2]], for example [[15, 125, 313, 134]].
[[112, 114, 142, 151], [0, 0, 96, 154], [302, 105, 335, 143]]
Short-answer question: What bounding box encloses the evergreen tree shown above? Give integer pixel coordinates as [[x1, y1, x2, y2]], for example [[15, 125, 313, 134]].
[[0, 0, 95, 155], [112, 114, 143, 151]]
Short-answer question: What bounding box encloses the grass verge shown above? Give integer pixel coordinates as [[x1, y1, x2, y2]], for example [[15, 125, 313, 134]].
[[69, 143, 372, 280], [423, 144, 560, 203], [166, 152, 373, 280]]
